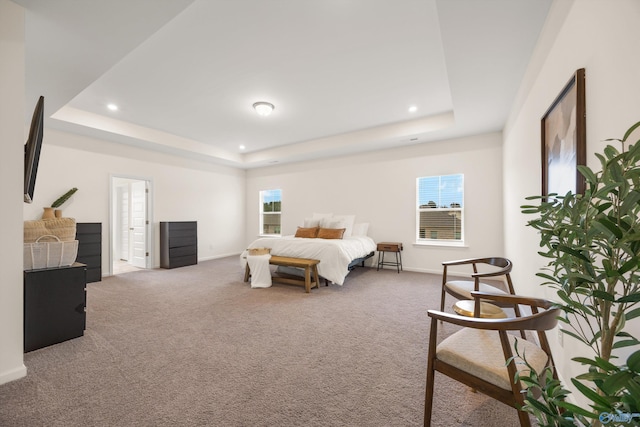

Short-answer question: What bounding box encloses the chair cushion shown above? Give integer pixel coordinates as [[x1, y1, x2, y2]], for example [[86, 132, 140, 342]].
[[436, 328, 548, 390], [444, 280, 507, 300]]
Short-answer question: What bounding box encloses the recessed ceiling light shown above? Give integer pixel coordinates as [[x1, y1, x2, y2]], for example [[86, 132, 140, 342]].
[[239, 145, 246, 150], [408, 105, 417, 113], [107, 103, 118, 111], [253, 102, 274, 116]]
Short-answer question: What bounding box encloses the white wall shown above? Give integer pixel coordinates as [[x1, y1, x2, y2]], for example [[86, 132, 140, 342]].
[[504, 0, 640, 400], [24, 128, 247, 273], [246, 132, 505, 274], [0, 0, 27, 385]]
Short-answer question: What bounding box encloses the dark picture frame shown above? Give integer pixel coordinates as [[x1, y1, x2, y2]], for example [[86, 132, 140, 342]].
[[541, 68, 586, 196]]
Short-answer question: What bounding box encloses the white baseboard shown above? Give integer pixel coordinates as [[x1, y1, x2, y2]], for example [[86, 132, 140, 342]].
[[0, 364, 27, 386], [390, 266, 443, 275], [198, 252, 243, 262]]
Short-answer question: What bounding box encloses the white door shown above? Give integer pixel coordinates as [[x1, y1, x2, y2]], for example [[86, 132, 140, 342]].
[[119, 186, 129, 261], [129, 181, 147, 268]]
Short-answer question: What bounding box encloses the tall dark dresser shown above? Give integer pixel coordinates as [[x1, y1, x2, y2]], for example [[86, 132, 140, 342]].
[[160, 221, 198, 269], [76, 222, 102, 282]]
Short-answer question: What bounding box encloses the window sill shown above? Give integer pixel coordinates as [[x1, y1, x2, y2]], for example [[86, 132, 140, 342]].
[[413, 240, 468, 248], [258, 234, 281, 238]]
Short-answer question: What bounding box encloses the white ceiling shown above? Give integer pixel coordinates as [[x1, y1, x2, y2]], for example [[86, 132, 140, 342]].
[[16, 0, 552, 169]]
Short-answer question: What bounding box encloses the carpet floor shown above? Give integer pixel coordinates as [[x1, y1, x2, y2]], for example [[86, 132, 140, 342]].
[[0, 256, 527, 426]]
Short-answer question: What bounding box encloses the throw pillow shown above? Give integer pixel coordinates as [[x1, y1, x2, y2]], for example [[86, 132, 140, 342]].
[[317, 227, 345, 239], [295, 227, 319, 238]]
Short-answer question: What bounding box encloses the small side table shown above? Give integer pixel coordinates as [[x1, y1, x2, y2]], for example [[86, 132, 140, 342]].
[[453, 300, 507, 319], [376, 242, 403, 273]]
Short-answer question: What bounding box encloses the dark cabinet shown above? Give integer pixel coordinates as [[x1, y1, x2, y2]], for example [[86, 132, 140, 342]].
[[76, 222, 102, 282], [24, 263, 87, 352], [160, 221, 198, 269]]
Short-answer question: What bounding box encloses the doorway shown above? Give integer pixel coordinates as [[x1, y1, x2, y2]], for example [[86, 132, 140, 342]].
[[110, 176, 152, 275]]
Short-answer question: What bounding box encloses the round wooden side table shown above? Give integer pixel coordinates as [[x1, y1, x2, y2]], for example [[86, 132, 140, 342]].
[[453, 300, 507, 319]]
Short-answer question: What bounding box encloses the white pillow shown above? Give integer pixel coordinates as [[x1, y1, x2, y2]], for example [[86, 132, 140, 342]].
[[352, 222, 369, 237], [321, 219, 347, 229], [312, 213, 333, 220], [332, 214, 356, 237], [303, 217, 320, 228]]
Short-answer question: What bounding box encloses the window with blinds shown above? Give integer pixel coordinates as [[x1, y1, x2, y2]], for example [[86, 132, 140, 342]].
[[260, 189, 282, 236], [416, 174, 463, 242]]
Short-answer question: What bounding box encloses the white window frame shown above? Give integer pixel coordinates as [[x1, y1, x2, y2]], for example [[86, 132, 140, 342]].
[[259, 189, 282, 237], [416, 174, 464, 246]]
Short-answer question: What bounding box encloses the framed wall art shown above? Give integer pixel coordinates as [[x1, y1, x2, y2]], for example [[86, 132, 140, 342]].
[[541, 68, 586, 197]]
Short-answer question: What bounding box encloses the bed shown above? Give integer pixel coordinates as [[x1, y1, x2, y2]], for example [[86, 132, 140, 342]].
[[244, 235, 376, 285]]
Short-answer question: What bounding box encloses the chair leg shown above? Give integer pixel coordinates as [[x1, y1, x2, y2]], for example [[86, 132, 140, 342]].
[[424, 319, 439, 427], [440, 267, 448, 312], [424, 367, 435, 427], [516, 408, 532, 427]]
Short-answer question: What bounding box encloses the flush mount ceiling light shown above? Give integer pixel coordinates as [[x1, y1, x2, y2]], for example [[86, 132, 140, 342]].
[[107, 103, 119, 111], [253, 102, 274, 116], [408, 105, 417, 113]]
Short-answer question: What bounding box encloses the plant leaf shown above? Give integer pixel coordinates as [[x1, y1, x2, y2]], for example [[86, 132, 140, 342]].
[[622, 120, 640, 142], [556, 401, 597, 418], [612, 339, 640, 349], [625, 307, 640, 320], [593, 290, 615, 302], [578, 165, 598, 184], [593, 217, 624, 239], [627, 350, 640, 371], [571, 378, 615, 408], [617, 293, 640, 303], [601, 371, 633, 394], [556, 245, 590, 262]]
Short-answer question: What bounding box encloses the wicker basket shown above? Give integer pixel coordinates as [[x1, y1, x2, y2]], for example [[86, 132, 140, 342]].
[[24, 235, 79, 270], [247, 247, 271, 256], [24, 218, 76, 243]]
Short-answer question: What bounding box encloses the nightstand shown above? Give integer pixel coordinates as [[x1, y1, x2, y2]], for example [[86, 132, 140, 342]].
[[376, 242, 403, 273]]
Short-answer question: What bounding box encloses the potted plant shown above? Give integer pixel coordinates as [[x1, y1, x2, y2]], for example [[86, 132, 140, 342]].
[[47, 187, 78, 218], [519, 121, 640, 425]]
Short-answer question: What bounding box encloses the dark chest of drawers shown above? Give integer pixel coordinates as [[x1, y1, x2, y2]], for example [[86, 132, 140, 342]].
[[160, 221, 198, 269], [76, 222, 102, 282]]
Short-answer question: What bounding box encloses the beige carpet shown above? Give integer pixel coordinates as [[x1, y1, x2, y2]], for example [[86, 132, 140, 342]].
[[0, 256, 526, 426]]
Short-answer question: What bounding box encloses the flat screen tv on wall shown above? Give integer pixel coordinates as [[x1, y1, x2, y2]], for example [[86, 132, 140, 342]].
[[24, 96, 44, 203]]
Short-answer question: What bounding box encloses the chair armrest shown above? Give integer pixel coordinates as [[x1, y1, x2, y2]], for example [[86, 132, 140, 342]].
[[427, 309, 515, 330], [443, 258, 512, 277], [442, 257, 487, 266], [470, 291, 555, 310], [470, 266, 511, 278], [428, 306, 561, 332]]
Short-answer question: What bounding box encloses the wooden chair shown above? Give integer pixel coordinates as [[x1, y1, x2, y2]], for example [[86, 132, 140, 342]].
[[440, 257, 520, 317], [424, 292, 560, 427]]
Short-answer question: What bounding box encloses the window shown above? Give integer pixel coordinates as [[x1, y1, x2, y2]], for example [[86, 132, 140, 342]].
[[260, 189, 281, 236], [416, 174, 463, 243]]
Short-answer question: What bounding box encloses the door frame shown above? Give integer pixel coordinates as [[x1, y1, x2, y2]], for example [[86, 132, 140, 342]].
[[109, 174, 154, 275]]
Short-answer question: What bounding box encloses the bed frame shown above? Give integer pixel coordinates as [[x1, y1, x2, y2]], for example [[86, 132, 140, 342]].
[[347, 251, 375, 271]]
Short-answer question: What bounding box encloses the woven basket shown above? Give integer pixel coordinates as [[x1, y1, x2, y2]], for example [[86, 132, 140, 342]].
[[24, 235, 79, 270], [24, 218, 76, 243], [247, 247, 271, 256]]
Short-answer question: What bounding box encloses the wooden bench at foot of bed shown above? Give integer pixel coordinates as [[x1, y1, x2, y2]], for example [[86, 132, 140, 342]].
[[244, 255, 321, 293]]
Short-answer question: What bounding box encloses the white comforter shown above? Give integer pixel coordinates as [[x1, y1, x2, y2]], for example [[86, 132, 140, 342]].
[[245, 235, 376, 285]]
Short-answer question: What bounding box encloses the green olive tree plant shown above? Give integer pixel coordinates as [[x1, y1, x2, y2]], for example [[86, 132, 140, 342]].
[[519, 121, 640, 425]]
